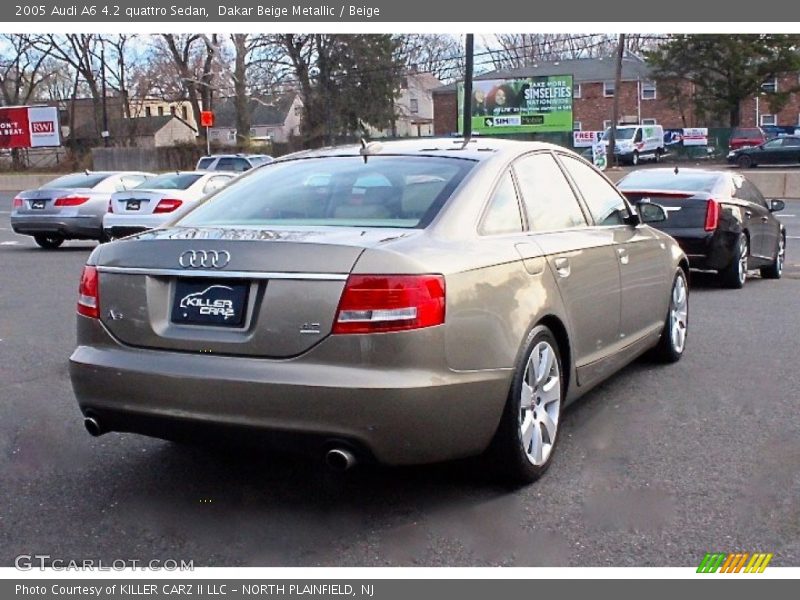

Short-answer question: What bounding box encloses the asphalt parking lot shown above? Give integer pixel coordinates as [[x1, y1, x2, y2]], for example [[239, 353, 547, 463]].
[[1, 192, 799, 567]]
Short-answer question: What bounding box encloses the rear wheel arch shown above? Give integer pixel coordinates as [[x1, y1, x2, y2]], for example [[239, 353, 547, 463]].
[[535, 315, 572, 398]]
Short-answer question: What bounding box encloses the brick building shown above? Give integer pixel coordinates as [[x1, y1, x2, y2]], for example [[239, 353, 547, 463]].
[[434, 56, 708, 135]]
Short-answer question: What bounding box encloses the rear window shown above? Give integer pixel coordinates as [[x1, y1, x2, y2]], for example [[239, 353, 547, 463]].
[[136, 173, 202, 190], [618, 171, 721, 193], [197, 158, 214, 169], [43, 173, 111, 189], [732, 128, 763, 140], [177, 156, 474, 229]]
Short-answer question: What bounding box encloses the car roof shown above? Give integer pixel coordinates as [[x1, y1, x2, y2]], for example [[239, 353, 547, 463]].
[[275, 138, 569, 163]]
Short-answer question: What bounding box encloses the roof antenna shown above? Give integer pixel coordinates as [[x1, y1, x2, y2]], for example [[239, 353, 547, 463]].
[[461, 33, 475, 149], [359, 138, 382, 163], [674, 166, 679, 174], [84, 169, 90, 175]]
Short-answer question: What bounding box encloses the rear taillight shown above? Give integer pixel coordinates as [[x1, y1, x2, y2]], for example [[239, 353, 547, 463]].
[[12, 197, 22, 209], [55, 195, 90, 207], [154, 199, 183, 213], [107, 199, 114, 213], [332, 274, 445, 334], [704, 199, 720, 232], [77, 266, 100, 319]]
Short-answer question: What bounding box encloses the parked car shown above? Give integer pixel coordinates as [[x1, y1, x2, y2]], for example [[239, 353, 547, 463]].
[[195, 154, 273, 172], [727, 135, 800, 168], [728, 127, 767, 152], [104, 171, 237, 239], [601, 124, 665, 165], [70, 139, 688, 484], [618, 168, 785, 288], [10, 171, 154, 248]]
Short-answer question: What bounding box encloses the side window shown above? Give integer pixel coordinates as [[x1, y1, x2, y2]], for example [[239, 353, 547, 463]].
[[513, 153, 587, 232], [203, 176, 231, 195], [197, 158, 214, 170], [558, 155, 630, 226], [742, 180, 768, 208], [480, 171, 523, 235], [634, 128, 643, 143]]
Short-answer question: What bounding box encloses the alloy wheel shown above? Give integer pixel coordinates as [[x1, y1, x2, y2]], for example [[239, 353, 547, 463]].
[[519, 341, 561, 466], [670, 274, 688, 354]]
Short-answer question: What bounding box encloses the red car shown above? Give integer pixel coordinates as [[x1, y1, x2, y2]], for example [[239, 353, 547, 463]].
[[728, 127, 767, 151]]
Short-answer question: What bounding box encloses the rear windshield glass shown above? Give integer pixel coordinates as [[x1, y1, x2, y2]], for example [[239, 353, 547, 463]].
[[732, 129, 763, 140], [618, 171, 721, 193], [43, 173, 111, 189], [248, 156, 272, 166], [136, 173, 202, 190], [177, 156, 475, 229], [197, 158, 214, 169]]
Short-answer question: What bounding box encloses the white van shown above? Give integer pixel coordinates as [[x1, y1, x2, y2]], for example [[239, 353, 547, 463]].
[[602, 124, 665, 165]]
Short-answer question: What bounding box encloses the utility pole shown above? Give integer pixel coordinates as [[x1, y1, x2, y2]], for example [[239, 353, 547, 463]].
[[608, 33, 625, 168], [462, 33, 474, 141], [101, 44, 109, 147]]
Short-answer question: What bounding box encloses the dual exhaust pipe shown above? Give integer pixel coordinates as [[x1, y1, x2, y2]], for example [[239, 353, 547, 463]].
[[84, 416, 357, 471]]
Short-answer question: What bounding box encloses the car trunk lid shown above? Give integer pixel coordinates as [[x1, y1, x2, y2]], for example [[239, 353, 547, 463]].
[[95, 226, 420, 358]]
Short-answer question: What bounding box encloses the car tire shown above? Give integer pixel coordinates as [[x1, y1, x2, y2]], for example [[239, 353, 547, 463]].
[[720, 234, 749, 289], [488, 325, 564, 485], [760, 231, 785, 279], [33, 234, 64, 249], [737, 155, 753, 169], [650, 269, 689, 363], [631, 151, 640, 166]]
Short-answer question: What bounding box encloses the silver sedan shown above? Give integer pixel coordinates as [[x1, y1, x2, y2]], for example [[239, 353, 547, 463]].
[[11, 171, 154, 248]]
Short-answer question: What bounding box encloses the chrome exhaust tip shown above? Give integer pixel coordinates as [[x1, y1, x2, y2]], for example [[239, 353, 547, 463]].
[[84, 417, 104, 437], [325, 447, 356, 472]]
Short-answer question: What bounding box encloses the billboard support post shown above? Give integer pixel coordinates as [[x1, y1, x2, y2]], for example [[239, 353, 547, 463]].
[[463, 34, 474, 141]]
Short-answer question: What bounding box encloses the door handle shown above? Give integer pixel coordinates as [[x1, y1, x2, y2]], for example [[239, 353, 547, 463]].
[[745, 210, 753, 218], [554, 257, 571, 278], [761, 216, 769, 223], [616, 247, 630, 265]]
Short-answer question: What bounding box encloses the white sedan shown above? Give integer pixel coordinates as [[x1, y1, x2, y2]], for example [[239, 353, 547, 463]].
[[103, 171, 236, 239]]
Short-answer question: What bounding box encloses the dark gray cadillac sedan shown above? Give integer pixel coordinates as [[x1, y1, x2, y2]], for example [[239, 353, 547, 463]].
[[69, 139, 688, 483]]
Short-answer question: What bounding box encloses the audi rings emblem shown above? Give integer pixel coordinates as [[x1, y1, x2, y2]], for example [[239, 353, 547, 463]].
[[178, 250, 231, 269]]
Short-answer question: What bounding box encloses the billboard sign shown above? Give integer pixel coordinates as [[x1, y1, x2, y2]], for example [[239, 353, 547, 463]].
[[0, 106, 60, 148], [458, 75, 573, 134], [573, 130, 603, 148]]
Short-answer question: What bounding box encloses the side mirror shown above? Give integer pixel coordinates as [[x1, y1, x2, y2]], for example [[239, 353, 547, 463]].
[[637, 201, 667, 224], [770, 199, 785, 212]]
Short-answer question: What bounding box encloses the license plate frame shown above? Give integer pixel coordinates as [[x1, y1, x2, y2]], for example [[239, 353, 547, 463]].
[[171, 279, 249, 328]]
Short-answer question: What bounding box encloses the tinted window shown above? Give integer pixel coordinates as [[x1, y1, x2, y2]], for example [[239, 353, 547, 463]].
[[602, 127, 636, 140], [43, 173, 111, 189], [784, 137, 800, 147], [732, 128, 764, 140], [178, 156, 474, 229], [197, 158, 214, 169], [480, 172, 523, 235], [559, 155, 629, 225], [763, 138, 783, 149], [137, 173, 202, 190], [513, 153, 587, 232], [735, 179, 768, 208], [216, 157, 251, 172], [618, 170, 721, 193]]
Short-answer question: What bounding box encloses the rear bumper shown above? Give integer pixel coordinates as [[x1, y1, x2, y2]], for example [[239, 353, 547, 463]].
[[103, 214, 166, 238], [663, 229, 739, 271], [10, 214, 102, 239], [69, 316, 511, 466]]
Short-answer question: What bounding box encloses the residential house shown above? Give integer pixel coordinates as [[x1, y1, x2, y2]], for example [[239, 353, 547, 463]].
[[207, 94, 304, 145], [70, 115, 197, 148]]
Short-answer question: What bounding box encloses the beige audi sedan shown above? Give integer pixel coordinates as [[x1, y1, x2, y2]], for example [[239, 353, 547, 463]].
[[69, 139, 689, 483]]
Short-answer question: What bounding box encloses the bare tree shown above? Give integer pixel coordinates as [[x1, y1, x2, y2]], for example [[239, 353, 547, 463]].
[[159, 33, 222, 138], [395, 34, 464, 82]]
